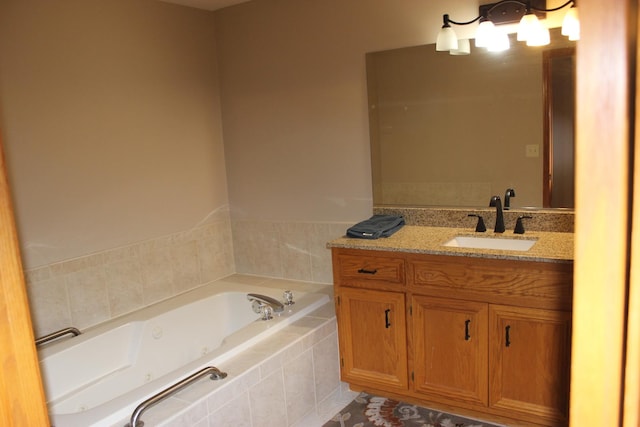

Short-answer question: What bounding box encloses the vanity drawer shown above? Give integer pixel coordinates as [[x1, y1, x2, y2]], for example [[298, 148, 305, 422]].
[[407, 254, 573, 310], [332, 249, 405, 290]]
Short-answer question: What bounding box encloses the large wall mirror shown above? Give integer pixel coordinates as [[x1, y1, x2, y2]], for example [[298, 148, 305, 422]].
[[367, 27, 575, 209]]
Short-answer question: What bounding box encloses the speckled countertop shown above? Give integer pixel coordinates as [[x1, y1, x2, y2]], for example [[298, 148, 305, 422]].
[[328, 225, 573, 263]]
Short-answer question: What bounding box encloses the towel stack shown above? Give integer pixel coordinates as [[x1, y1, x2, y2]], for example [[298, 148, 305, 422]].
[[346, 215, 405, 239]]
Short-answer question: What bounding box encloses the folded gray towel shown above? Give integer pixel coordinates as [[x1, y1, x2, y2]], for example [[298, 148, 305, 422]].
[[346, 215, 405, 239]]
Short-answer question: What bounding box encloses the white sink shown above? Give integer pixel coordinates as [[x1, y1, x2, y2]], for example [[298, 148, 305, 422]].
[[443, 236, 537, 251]]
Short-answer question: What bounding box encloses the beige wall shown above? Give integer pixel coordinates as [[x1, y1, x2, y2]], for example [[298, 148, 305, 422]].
[[0, 0, 573, 332], [0, 0, 228, 269], [214, 0, 569, 220]]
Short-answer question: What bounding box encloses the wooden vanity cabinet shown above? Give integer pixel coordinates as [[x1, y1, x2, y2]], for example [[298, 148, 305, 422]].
[[332, 247, 573, 427], [332, 249, 409, 392], [336, 287, 408, 391], [488, 305, 572, 421], [411, 295, 489, 406]]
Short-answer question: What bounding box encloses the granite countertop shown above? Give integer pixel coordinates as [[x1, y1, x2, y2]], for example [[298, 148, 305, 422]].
[[328, 225, 573, 263]]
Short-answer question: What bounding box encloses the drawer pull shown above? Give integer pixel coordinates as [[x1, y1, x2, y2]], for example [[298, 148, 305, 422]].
[[465, 319, 471, 341], [385, 309, 391, 328], [357, 268, 378, 275], [505, 325, 511, 347]]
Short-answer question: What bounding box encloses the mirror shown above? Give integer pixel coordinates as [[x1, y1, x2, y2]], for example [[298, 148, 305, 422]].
[[367, 28, 576, 209]]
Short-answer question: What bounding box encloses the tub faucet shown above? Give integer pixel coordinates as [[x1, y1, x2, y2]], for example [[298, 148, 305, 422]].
[[504, 188, 515, 210], [247, 293, 285, 320], [489, 195, 505, 233]]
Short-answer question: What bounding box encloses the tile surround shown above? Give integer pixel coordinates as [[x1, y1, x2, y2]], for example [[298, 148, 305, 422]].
[[25, 207, 573, 337], [25, 217, 236, 337]]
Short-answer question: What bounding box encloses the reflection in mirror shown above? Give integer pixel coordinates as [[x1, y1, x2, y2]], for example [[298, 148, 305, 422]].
[[367, 28, 575, 209], [544, 47, 575, 208]]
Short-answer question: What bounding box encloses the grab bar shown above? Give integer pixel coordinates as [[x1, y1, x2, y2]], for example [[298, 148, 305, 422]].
[[35, 327, 81, 346], [125, 366, 227, 427]]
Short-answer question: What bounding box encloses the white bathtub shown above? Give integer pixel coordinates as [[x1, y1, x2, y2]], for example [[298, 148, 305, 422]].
[[38, 279, 330, 427]]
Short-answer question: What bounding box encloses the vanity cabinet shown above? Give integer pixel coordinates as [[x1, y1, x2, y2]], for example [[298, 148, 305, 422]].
[[335, 287, 408, 391], [488, 305, 572, 420], [332, 247, 573, 427], [411, 295, 488, 406], [333, 250, 408, 391]]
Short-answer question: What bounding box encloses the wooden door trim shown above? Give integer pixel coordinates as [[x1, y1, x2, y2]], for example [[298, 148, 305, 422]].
[[0, 130, 50, 425]]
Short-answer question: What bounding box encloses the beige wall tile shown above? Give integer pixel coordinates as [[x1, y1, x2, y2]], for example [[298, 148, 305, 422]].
[[276, 222, 313, 282], [232, 220, 281, 277], [104, 258, 144, 318], [248, 369, 287, 427], [312, 332, 341, 402], [26, 275, 71, 337], [283, 349, 316, 425], [208, 393, 252, 427], [66, 266, 110, 329]]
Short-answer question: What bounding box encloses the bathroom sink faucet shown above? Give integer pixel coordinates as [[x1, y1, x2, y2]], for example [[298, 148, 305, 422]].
[[504, 188, 515, 210], [489, 195, 505, 233]]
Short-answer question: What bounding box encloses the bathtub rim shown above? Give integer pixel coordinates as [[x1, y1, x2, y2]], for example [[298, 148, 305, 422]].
[[39, 275, 333, 427]]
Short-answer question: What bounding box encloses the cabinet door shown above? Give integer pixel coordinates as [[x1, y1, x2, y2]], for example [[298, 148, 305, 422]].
[[489, 305, 571, 423], [336, 287, 408, 391], [412, 295, 488, 406]]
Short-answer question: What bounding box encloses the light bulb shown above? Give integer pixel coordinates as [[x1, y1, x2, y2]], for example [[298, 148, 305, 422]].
[[525, 18, 550, 46], [517, 13, 539, 42], [475, 20, 495, 48], [436, 26, 459, 51], [562, 7, 580, 40], [450, 38, 470, 55], [487, 28, 510, 52]]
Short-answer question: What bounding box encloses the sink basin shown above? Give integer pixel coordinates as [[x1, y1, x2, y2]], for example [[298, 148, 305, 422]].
[[443, 236, 537, 251]]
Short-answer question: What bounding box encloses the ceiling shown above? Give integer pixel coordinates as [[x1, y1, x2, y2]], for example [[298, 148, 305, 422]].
[[158, 0, 251, 11]]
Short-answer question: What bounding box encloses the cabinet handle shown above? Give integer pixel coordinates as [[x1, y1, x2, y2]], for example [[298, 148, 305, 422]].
[[384, 309, 391, 328], [357, 268, 378, 275], [464, 319, 471, 341], [505, 325, 511, 347]]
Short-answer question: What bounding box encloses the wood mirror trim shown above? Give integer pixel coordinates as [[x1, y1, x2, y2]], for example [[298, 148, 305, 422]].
[[543, 46, 576, 208]]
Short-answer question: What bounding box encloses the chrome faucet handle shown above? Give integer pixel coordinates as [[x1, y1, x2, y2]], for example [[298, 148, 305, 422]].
[[467, 214, 486, 232], [283, 290, 295, 305], [261, 305, 274, 321]]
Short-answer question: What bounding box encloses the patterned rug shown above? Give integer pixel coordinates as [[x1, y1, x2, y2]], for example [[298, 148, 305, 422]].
[[323, 392, 505, 427]]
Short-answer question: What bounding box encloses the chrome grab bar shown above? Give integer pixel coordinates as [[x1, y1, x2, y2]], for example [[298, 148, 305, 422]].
[[125, 366, 227, 427], [35, 327, 81, 346]]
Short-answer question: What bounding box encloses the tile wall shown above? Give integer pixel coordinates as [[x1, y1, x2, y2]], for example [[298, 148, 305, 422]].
[[25, 216, 352, 338], [25, 216, 235, 337], [231, 220, 350, 283]]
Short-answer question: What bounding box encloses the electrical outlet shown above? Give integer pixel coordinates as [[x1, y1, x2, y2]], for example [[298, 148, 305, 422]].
[[525, 144, 540, 158]]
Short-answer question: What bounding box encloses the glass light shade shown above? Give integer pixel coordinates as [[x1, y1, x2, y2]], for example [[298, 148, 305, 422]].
[[526, 19, 550, 46], [475, 20, 495, 48], [450, 38, 470, 55], [517, 13, 539, 42], [562, 7, 580, 40], [436, 26, 458, 51], [487, 28, 510, 52]]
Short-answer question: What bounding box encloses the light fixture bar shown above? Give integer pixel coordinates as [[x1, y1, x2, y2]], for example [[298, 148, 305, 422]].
[[479, 0, 546, 25], [436, 0, 578, 54]]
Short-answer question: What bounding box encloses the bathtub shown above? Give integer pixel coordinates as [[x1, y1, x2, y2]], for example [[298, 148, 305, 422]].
[[38, 279, 331, 427]]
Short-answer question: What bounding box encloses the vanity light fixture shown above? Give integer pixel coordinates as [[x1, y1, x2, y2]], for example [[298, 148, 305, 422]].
[[435, 0, 579, 55]]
